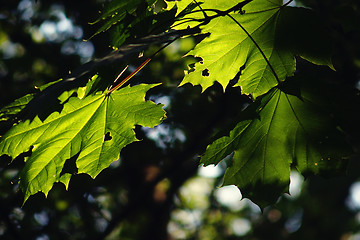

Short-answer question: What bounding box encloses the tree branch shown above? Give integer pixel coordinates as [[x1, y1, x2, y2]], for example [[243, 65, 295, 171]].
[[19, 27, 201, 121]]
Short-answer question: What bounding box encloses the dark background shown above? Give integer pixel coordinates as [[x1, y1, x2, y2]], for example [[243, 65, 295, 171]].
[[1, 0, 360, 239]]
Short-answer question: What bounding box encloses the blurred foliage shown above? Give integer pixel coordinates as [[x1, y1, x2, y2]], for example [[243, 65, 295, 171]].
[[0, 0, 360, 240]]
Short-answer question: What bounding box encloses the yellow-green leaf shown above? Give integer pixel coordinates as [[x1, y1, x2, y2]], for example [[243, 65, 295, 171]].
[[0, 84, 165, 202]]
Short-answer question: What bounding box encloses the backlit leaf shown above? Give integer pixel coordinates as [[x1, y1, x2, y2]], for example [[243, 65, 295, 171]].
[[175, 0, 334, 98], [0, 83, 165, 202], [180, 0, 294, 98]]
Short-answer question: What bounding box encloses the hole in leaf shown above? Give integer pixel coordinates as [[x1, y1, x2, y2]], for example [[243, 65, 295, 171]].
[[195, 56, 203, 62], [202, 69, 210, 77], [189, 63, 196, 68], [104, 132, 112, 141], [187, 62, 196, 73], [60, 153, 79, 176]]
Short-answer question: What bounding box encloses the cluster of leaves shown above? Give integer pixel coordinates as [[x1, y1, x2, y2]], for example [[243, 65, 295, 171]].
[[0, 0, 357, 207], [172, 0, 352, 205]]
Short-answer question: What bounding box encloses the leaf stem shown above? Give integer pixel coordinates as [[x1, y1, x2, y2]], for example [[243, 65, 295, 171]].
[[108, 37, 179, 94], [108, 59, 151, 93]]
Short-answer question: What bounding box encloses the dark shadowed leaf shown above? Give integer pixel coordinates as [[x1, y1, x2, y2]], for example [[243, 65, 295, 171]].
[[201, 76, 351, 206]]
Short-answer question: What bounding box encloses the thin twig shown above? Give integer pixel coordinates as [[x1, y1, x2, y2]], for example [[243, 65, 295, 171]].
[[193, 0, 208, 19]]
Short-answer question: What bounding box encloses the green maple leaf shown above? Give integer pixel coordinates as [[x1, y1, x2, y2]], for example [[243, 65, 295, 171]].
[[0, 83, 165, 202], [175, 0, 333, 98], [201, 77, 351, 207], [179, 0, 294, 97]]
